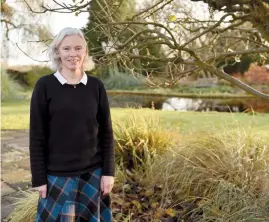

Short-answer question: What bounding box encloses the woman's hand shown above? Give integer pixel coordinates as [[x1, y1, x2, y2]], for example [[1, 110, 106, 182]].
[[32, 184, 47, 198], [100, 176, 114, 195]]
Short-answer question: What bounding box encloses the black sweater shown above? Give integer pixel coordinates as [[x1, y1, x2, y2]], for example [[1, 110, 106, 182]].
[[29, 74, 114, 187]]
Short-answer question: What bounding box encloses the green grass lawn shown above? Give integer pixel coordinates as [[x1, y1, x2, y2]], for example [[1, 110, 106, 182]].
[[2, 100, 269, 138]]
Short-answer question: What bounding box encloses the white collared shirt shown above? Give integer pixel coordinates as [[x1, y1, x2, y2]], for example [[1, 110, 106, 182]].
[[54, 71, 88, 85]]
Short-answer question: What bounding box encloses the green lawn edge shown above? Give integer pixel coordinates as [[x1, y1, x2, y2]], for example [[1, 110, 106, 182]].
[[107, 90, 253, 99]]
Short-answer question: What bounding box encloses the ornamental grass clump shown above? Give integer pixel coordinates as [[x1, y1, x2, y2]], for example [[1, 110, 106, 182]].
[[113, 111, 176, 171], [5, 189, 39, 222], [147, 129, 269, 221]]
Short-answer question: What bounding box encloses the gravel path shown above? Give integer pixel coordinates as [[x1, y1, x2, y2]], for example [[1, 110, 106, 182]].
[[1, 130, 31, 221]]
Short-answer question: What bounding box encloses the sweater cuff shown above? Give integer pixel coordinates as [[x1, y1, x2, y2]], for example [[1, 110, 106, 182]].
[[102, 170, 115, 177], [32, 177, 47, 188]]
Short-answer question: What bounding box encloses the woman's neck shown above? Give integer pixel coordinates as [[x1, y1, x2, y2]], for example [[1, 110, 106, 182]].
[[59, 68, 83, 84]]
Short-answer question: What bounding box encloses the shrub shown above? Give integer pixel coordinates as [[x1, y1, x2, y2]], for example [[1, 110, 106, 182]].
[[5, 69, 29, 86], [1, 69, 23, 101], [6, 66, 53, 88], [217, 79, 232, 86], [103, 72, 145, 90], [25, 66, 53, 88], [87, 65, 110, 79]]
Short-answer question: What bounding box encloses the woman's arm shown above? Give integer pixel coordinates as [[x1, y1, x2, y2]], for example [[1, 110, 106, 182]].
[[97, 80, 115, 177], [29, 78, 48, 187]]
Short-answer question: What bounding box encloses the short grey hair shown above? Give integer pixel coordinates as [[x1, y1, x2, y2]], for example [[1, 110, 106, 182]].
[[48, 27, 89, 71]]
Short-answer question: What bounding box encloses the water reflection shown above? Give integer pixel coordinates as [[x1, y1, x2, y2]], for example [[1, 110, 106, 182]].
[[162, 98, 243, 112], [162, 98, 203, 111]]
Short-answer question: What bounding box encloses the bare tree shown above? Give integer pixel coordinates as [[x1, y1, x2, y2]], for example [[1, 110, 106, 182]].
[[22, 0, 269, 101]]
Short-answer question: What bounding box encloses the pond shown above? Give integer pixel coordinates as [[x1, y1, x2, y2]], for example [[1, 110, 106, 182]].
[[108, 94, 269, 113]]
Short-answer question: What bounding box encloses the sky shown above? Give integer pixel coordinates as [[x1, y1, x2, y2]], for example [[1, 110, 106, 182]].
[[49, 12, 89, 36]]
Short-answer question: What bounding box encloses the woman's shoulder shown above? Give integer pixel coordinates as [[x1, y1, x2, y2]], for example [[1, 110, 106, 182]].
[[86, 73, 104, 86], [35, 73, 55, 86]]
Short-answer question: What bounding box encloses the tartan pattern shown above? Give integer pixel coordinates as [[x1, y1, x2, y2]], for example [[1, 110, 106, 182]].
[[35, 168, 112, 222]]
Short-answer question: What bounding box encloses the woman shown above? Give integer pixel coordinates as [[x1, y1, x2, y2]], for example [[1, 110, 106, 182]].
[[29, 27, 115, 222]]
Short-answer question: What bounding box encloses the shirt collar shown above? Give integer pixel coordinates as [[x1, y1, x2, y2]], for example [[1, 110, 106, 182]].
[[54, 71, 87, 85]]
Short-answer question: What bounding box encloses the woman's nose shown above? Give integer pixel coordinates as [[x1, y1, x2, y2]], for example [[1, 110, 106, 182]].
[[69, 48, 77, 56]]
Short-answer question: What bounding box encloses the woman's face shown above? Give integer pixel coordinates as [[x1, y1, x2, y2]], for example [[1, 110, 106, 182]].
[[56, 34, 87, 71]]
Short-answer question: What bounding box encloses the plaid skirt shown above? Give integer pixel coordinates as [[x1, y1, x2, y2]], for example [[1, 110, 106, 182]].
[[35, 168, 112, 222]]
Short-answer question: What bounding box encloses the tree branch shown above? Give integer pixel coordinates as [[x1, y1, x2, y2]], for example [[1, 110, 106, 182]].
[[23, 0, 91, 13], [212, 48, 269, 59], [107, 21, 179, 49], [15, 43, 49, 63], [179, 13, 246, 48], [132, 0, 170, 20], [1, 19, 17, 28], [219, 36, 269, 49], [117, 29, 175, 49], [205, 64, 269, 101], [143, 0, 174, 19], [186, 47, 269, 101]]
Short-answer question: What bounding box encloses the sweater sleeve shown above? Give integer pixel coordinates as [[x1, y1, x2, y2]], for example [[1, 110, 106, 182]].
[[97, 81, 115, 176], [29, 78, 48, 187]]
